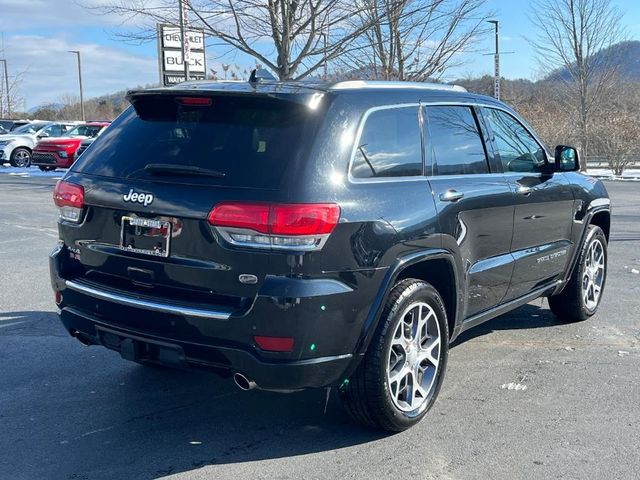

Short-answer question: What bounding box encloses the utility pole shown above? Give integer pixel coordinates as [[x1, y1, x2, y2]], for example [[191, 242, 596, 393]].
[[487, 20, 500, 101], [68, 50, 85, 121], [0, 59, 10, 118], [179, 0, 191, 82]]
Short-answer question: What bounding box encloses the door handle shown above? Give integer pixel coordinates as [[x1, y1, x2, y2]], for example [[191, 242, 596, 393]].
[[440, 189, 465, 202], [516, 185, 532, 196]]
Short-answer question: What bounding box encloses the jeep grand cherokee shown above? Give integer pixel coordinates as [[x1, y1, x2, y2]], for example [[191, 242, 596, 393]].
[[50, 77, 610, 431]]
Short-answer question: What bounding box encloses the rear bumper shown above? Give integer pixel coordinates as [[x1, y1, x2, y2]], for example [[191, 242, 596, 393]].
[[58, 306, 355, 391], [50, 244, 368, 391]]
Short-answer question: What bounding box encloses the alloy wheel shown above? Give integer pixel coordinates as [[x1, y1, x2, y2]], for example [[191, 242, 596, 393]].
[[582, 238, 605, 310], [386, 302, 441, 413], [13, 149, 31, 167]]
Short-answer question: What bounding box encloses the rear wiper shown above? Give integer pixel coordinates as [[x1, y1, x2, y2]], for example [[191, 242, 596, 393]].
[[144, 163, 226, 178]]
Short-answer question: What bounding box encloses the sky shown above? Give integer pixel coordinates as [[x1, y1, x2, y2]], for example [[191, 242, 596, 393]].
[[1, 0, 640, 110]]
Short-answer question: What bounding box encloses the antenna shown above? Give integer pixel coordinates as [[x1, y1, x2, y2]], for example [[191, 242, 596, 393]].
[[249, 68, 277, 84]]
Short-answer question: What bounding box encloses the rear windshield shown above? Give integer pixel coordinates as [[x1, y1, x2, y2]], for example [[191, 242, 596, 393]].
[[72, 94, 320, 189]]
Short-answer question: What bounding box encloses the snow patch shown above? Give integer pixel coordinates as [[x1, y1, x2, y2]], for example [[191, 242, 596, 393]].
[[501, 383, 527, 391], [1, 164, 64, 178]]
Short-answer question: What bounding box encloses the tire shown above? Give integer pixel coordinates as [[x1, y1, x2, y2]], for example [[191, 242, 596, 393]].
[[38, 165, 56, 172], [10, 147, 32, 168], [340, 279, 449, 432], [549, 225, 607, 322]]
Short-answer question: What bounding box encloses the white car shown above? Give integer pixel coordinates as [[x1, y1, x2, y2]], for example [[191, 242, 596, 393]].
[[0, 121, 77, 167]]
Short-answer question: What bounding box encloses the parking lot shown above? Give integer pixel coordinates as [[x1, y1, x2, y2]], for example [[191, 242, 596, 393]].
[[0, 173, 638, 480]]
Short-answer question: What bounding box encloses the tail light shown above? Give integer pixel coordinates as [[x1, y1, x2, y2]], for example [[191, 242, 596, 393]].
[[208, 202, 340, 251], [254, 335, 295, 352], [53, 180, 84, 223], [176, 97, 212, 106]]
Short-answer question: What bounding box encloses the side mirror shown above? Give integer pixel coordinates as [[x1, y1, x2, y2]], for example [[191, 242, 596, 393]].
[[38, 132, 49, 139], [554, 145, 580, 172]]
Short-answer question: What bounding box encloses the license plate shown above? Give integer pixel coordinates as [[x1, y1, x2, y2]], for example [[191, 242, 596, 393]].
[[120, 216, 171, 257]]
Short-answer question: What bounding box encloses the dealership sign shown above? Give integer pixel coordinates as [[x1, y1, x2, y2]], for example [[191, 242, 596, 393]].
[[157, 24, 206, 86]]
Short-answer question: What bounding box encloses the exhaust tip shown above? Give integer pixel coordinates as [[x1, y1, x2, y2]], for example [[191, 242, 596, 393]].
[[71, 330, 92, 346], [233, 373, 257, 391]]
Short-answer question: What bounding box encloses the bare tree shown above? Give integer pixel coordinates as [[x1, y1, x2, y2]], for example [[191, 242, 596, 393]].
[[595, 115, 638, 175], [590, 79, 640, 175], [89, 0, 379, 80], [529, 0, 625, 167], [339, 0, 490, 81]]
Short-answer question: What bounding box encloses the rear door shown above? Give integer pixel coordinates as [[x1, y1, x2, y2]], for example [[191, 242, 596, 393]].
[[480, 107, 574, 301], [424, 105, 514, 318]]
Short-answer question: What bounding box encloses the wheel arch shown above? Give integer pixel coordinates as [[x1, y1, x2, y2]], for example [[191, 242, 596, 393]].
[[354, 249, 464, 357], [395, 259, 458, 340], [590, 210, 610, 241], [12, 145, 32, 154], [554, 204, 610, 296]]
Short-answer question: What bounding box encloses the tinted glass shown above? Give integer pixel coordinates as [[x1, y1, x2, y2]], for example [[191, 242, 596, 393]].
[[351, 106, 422, 178], [43, 124, 63, 137], [482, 108, 546, 173], [13, 122, 48, 134], [426, 106, 488, 175], [72, 95, 319, 189], [67, 125, 104, 137]]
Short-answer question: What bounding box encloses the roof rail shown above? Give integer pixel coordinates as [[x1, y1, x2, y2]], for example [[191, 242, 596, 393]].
[[328, 80, 467, 92]]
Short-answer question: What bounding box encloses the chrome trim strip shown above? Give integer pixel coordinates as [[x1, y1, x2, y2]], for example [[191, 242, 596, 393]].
[[64, 280, 232, 319], [214, 226, 330, 251]]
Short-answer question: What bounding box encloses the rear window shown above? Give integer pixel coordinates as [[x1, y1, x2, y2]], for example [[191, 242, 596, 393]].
[[72, 95, 320, 189]]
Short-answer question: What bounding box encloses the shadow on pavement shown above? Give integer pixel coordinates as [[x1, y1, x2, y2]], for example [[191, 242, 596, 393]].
[[0, 310, 385, 479], [0, 303, 558, 479], [452, 302, 557, 347]]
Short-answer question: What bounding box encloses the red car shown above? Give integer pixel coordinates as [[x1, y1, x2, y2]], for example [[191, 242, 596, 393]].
[[32, 122, 110, 171]]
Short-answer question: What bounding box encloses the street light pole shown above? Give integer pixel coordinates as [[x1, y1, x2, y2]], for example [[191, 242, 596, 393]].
[[68, 50, 85, 121], [487, 20, 500, 101], [0, 59, 10, 118]]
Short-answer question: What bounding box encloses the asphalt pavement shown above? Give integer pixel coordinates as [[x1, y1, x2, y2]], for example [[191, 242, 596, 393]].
[[0, 174, 638, 480]]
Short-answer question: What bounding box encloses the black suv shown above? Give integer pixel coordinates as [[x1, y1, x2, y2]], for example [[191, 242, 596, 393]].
[[50, 79, 610, 431]]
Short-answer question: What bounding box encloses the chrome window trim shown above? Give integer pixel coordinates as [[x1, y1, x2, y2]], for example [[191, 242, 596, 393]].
[[347, 100, 553, 185], [64, 279, 232, 320]]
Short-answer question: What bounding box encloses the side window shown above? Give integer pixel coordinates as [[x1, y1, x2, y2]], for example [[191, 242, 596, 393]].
[[425, 106, 489, 175], [42, 125, 63, 137], [482, 108, 546, 173], [351, 106, 422, 179]]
